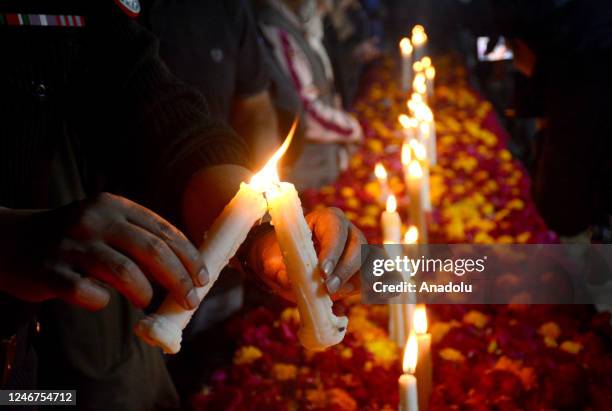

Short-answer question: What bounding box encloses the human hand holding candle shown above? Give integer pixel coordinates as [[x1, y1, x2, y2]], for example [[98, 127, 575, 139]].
[[414, 305, 432, 411], [252, 155, 353, 351], [399, 331, 420, 411]]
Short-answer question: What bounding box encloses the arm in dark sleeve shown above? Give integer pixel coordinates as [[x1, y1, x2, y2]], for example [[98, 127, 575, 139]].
[[81, 4, 250, 221]]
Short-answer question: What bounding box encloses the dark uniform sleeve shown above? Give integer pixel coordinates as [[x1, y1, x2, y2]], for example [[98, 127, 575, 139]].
[[77, 3, 249, 217], [233, 0, 270, 98]]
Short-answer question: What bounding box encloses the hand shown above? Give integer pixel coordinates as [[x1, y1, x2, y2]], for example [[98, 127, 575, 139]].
[[0, 193, 206, 311], [246, 207, 367, 302]]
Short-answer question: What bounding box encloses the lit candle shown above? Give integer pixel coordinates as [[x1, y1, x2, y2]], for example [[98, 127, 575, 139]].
[[406, 160, 426, 243], [399, 37, 414, 92], [134, 125, 300, 353], [413, 105, 436, 166], [425, 66, 435, 99], [413, 72, 427, 98], [409, 140, 431, 212], [399, 114, 417, 141], [258, 148, 348, 352], [414, 305, 432, 411], [382, 194, 402, 244], [399, 331, 419, 411], [375, 162, 391, 206], [421, 56, 431, 69], [411, 25, 428, 62], [135, 186, 267, 354]]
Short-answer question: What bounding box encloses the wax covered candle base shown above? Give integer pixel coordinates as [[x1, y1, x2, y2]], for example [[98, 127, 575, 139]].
[[135, 314, 183, 354]]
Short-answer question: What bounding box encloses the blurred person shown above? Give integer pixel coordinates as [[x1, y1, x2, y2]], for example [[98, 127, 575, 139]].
[[324, 0, 382, 105], [256, 0, 364, 190], [141, 0, 280, 169], [0, 1, 366, 409]]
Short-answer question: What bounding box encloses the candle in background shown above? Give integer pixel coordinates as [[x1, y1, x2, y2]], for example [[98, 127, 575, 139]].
[[413, 72, 427, 98], [411, 25, 428, 62], [410, 140, 431, 212], [399, 114, 417, 141], [381, 194, 402, 244], [399, 37, 414, 92], [413, 60, 424, 77], [414, 105, 436, 166], [421, 56, 431, 69], [399, 331, 420, 411], [425, 66, 436, 100], [375, 162, 391, 205], [414, 305, 433, 411], [406, 160, 426, 243]]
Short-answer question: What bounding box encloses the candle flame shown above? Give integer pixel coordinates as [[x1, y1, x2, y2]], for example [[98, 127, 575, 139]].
[[404, 225, 419, 244], [426, 66, 436, 80], [403, 331, 418, 374], [374, 163, 388, 180], [412, 61, 423, 73], [398, 114, 416, 129], [410, 139, 426, 161], [250, 119, 298, 191], [399, 37, 413, 55], [421, 56, 432, 68], [411, 26, 427, 46], [409, 160, 423, 179], [386, 194, 397, 213], [401, 141, 412, 165], [413, 304, 428, 334]]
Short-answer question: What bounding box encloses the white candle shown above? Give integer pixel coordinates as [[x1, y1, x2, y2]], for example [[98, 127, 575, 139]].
[[425, 66, 435, 100], [399, 331, 420, 411], [399, 38, 414, 92], [414, 305, 432, 411], [375, 163, 391, 206], [406, 161, 427, 244], [267, 182, 348, 350], [399, 114, 417, 142], [135, 182, 267, 353], [413, 72, 427, 99], [382, 194, 402, 244], [410, 140, 431, 212], [135, 123, 298, 354], [411, 25, 428, 62]]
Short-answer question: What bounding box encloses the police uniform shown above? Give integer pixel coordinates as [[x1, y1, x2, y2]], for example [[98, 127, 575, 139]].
[[0, 0, 248, 409]]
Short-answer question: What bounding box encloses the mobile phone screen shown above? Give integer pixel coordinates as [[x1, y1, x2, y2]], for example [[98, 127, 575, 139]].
[[477, 36, 514, 61]]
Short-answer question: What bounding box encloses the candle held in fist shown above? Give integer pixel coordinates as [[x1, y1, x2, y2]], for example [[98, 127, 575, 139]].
[[135, 181, 267, 353], [399, 331, 420, 411], [254, 127, 348, 351]]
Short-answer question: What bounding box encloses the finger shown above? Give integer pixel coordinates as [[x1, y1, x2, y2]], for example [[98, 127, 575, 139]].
[[307, 208, 349, 280], [64, 242, 154, 309], [116, 196, 207, 287], [325, 223, 367, 294], [46, 264, 110, 311], [107, 222, 198, 310]]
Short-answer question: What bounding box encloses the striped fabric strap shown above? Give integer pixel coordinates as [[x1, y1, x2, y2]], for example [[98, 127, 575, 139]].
[[0, 13, 86, 27]]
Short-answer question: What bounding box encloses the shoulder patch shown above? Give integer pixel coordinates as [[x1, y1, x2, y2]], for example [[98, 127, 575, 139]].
[[113, 0, 141, 17]]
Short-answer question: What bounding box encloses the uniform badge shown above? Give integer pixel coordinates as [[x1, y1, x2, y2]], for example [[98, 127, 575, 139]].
[[113, 0, 141, 17]]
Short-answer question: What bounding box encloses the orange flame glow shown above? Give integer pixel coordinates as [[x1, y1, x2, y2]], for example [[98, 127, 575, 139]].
[[413, 304, 428, 334], [403, 331, 419, 374], [404, 226, 419, 244], [250, 119, 298, 191]]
